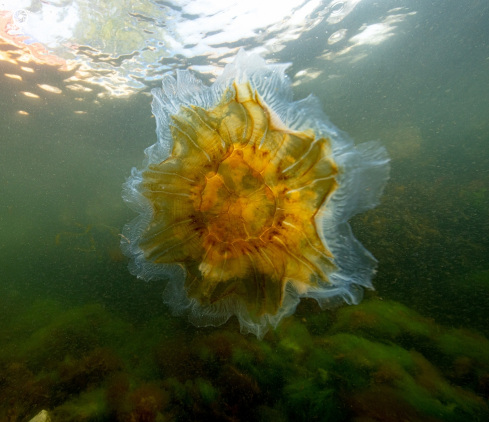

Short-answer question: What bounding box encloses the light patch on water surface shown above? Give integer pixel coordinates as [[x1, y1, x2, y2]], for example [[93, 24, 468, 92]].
[[21, 91, 39, 98], [328, 29, 348, 45], [0, 1, 417, 99], [65, 84, 92, 93], [292, 68, 323, 86], [4, 73, 21, 80], [0, 0, 413, 98], [320, 10, 417, 63], [37, 84, 62, 94], [326, 0, 364, 24]]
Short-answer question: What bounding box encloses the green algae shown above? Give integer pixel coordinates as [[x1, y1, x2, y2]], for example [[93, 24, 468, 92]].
[[325, 334, 486, 421], [461, 270, 489, 294], [437, 328, 489, 364], [331, 298, 438, 340], [195, 378, 219, 405], [283, 375, 341, 422], [0, 300, 129, 371], [1, 297, 488, 422], [51, 388, 107, 422]]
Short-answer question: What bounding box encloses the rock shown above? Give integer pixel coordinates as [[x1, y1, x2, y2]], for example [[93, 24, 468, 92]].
[[29, 410, 51, 422]]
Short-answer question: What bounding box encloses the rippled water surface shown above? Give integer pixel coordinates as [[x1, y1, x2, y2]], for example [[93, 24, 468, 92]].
[[1, 1, 488, 421]]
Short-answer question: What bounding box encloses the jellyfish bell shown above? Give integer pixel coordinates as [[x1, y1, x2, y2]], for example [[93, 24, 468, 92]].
[[122, 50, 390, 339]]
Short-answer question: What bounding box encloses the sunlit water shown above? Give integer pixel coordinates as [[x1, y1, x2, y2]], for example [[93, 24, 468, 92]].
[[1, 1, 488, 421]]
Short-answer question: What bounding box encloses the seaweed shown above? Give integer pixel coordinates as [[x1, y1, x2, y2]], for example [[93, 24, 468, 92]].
[[1, 296, 488, 422]]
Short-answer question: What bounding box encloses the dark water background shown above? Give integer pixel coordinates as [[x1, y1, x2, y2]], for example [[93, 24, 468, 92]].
[[1, 0, 488, 420]]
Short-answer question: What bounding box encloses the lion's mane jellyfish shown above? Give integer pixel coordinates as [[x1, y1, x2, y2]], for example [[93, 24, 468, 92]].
[[122, 50, 389, 339]]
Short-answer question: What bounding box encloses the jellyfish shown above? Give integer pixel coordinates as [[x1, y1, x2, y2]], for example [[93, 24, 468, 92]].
[[121, 50, 389, 339]]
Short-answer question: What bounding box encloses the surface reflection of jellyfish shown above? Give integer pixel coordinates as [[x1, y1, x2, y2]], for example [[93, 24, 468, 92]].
[[122, 50, 389, 339]]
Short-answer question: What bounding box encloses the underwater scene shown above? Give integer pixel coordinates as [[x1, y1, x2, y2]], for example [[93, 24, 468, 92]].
[[1, 0, 488, 421]]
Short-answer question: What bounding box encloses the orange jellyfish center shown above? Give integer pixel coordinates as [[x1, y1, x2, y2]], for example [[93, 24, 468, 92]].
[[139, 81, 339, 318], [201, 149, 276, 243]]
